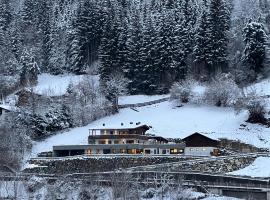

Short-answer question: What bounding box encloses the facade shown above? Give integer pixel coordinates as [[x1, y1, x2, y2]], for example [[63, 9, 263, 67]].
[[53, 124, 185, 157], [182, 132, 220, 156]]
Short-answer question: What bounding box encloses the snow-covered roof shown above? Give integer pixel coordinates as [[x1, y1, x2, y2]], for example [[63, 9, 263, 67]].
[[90, 123, 150, 130]]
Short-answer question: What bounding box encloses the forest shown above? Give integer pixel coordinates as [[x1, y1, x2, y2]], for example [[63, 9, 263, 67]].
[[0, 0, 269, 95]]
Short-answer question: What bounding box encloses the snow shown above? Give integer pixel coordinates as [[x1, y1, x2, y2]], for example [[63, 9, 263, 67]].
[[229, 157, 270, 178], [33, 73, 99, 96], [0, 104, 16, 111], [245, 78, 270, 96], [118, 94, 169, 105], [30, 97, 270, 158], [203, 196, 243, 200]]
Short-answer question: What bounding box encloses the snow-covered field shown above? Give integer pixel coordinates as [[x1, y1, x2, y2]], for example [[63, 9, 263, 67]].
[[30, 98, 270, 158], [33, 73, 99, 96], [229, 157, 270, 178]]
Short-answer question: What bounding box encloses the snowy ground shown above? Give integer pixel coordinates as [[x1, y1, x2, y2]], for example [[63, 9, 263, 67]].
[[229, 157, 270, 178], [33, 73, 99, 96], [246, 78, 270, 96], [29, 98, 270, 159]]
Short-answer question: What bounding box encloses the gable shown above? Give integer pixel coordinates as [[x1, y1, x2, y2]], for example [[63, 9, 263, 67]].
[[182, 133, 219, 147]]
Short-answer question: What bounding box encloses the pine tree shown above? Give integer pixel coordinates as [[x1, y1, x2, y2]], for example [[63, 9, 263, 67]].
[[19, 49, 40, 86], [67, 3, 86, 74], [155, 10, 177, 91], [0, 0, 12, 32], [139, 12, 159, 94], [242, 20, 268, 74], [37, 0, 52, 72], [124, 9, 143, 94], [193, 1, 209, 77], [205, 0, 231, 75]]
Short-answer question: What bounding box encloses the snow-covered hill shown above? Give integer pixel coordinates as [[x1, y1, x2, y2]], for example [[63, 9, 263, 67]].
[[229, 157, 270, 178], [33, 73, 99, 96], [30, 97, 270, 158]]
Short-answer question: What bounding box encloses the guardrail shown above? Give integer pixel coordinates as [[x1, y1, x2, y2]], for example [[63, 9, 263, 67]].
[[118, 97, 170, 109]]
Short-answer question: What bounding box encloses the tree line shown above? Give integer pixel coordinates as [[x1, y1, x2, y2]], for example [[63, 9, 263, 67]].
[[0, 0, 269, 95]]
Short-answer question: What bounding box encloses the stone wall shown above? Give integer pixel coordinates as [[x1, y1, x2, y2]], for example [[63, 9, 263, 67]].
[[24, 156, 192, 174], [24, 155, 257, 175], [218, 138, 259, 153]]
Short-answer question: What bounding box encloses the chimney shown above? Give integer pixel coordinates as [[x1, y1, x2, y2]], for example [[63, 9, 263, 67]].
[[130, 122, 133, 124], [103, 123, 105, 126], [121, 123, 124, 126]]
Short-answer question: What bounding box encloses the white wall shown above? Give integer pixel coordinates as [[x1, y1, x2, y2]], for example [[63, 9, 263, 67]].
[[184, 147, 215, 156]]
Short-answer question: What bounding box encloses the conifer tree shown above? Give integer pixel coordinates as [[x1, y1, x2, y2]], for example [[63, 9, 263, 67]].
[[124, 10, 143, 94], [206, 0, 231, 74], [193, 1, 209, 77], [242, 20, 268, 74]]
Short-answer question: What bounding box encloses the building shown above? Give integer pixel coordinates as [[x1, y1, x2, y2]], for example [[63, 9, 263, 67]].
[[182, 132, 220, 156], [53, 123, 185, 157]]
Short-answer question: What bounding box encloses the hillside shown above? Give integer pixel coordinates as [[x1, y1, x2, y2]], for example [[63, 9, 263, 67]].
[[29, 102, 269, 159]]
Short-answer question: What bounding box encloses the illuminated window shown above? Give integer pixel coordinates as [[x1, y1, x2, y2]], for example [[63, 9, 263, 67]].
[[170, 149, 178, 154], [86, 149, 92, 155], [121, 149, 126, 153]]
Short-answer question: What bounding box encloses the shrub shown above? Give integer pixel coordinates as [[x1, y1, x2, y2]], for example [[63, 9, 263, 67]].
[[234, 89, 267, 125], [204, 74, 242, 107], [246, 99, 267, 125], [170, 81, 192, 103]]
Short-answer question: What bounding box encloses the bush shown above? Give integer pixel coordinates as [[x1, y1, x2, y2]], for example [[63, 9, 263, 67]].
[[246, 99, 267, 125], [234, 89, 268, 125], [204, 74, 242, 107], [170, 81, 192, 103]]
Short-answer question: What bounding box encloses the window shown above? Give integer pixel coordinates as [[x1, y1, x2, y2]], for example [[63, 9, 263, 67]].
[[86, 149, 92, 155], [98, 141, 106, 144], [108, 140, 112, 144], [170, 149, 178, 154], [114, 140, 120, 144], [144, 149, 151, 154], [126, 140, 134, 144], [120, 149, 126, 153], [162, 150, 167, 154], [110, 130, 114, 135]]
